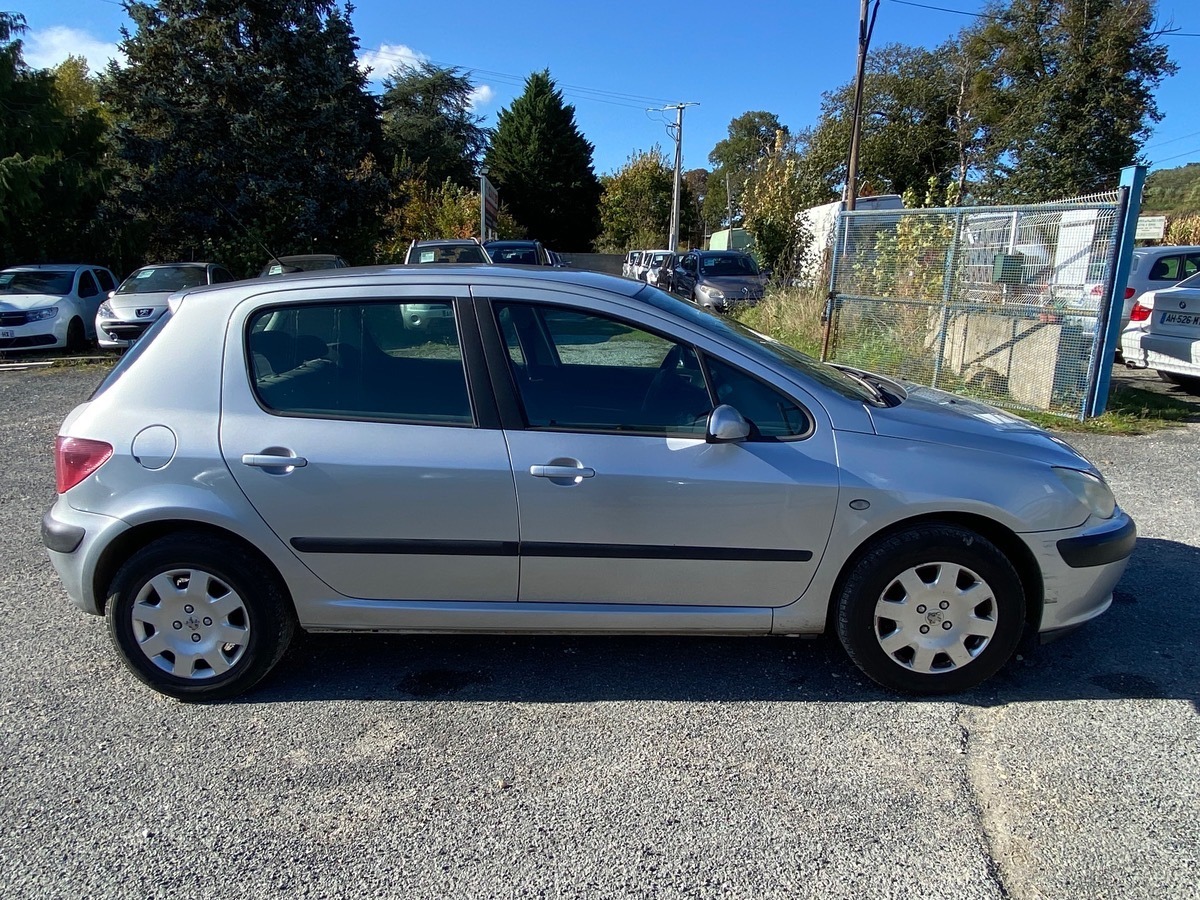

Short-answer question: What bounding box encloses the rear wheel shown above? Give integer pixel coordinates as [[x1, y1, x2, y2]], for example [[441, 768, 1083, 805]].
[[106, 534, 295, 701], [836, 524, 1025, 694]]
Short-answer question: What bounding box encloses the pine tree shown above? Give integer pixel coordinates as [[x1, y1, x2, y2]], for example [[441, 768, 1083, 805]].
[[103, 0, 386, 272], [484, 70, 601, 250]]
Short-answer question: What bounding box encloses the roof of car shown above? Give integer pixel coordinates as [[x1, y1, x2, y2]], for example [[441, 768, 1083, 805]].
[[484, 240, 540, 247], [2, 263, 104, 272], [134, 262, 216, 269], [273, 254, 342, 263], [178, 263, 642, 300], [411, 239, 481, 246]]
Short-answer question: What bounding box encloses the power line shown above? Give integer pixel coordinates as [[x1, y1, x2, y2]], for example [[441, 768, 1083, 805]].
[[361, 45, 674, 110]]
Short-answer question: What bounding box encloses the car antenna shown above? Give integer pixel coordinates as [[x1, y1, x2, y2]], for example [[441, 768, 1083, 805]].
[[211, 197, 292, 273]]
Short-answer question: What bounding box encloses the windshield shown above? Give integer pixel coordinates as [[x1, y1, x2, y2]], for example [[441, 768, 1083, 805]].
[[634, 284, 880, 404], [117, 266, 207, 294], [650, 253, 670, 266], [412, 245, 487, 263], [700, 255, 759, 277], [490, 246, 539, 265], [0, 270, 74, 295]]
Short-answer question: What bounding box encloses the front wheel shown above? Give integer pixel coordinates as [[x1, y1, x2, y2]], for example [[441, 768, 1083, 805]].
[[835, 524, 1025, 694], [106, 534, 295, 701]]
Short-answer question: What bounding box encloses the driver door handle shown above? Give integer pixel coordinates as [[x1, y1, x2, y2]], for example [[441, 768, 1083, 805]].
[[242, 453, 308, 468], [530, 465, 595, 479]]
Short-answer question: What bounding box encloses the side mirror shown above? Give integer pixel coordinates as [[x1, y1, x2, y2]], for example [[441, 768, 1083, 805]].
[[706, 404, 750, 443], [107, 290, 115, 299]]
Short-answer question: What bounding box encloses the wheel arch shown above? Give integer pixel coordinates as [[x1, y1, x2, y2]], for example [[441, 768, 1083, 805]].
[[92, 519, 294, 616], [824, 511, 1044, 634]]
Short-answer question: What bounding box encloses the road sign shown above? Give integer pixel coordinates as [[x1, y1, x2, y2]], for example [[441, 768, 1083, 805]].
[[1135, 215, 1167, 241]]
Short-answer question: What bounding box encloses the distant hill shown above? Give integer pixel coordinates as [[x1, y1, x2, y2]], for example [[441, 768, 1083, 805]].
[[1142, 163, 1200, 217]]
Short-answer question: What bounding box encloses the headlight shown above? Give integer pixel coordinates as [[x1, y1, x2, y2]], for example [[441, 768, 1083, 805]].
[[28, 307, 59, 322], [698, 285, 724, 300], [1053, 468, 1116, 519], [97, 301, 114, 318]]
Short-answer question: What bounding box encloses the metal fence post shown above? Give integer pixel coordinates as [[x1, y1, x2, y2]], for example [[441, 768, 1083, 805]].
[[1087, 165, 1146, 417], [931, 210, 964, 389]]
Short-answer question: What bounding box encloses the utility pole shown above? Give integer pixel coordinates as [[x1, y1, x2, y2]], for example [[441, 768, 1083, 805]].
[[725, 169, 733, 247], [845, 0, 880, 212], [656, 102, 698, 252]]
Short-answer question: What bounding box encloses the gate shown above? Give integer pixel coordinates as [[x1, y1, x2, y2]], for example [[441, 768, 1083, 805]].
[[824, 191, 1128, 419]]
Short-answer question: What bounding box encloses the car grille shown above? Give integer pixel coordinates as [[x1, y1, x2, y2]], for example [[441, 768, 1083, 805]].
[[0, 311, 33, 326]]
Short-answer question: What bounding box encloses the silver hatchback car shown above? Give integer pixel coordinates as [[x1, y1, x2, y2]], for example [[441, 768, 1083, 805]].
[[43, 267, 1134, 700]]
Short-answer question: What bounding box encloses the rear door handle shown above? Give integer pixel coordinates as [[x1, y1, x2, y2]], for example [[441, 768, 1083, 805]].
[[242, 453, 308, 469], [530, 465, 595, 479]]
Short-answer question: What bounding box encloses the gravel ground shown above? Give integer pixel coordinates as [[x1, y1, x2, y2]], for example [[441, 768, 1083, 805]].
[[0, 362, 1196, 899]]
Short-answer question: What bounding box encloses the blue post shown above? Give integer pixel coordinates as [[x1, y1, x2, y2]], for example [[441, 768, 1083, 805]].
[[1088, 165, 1146, 417]]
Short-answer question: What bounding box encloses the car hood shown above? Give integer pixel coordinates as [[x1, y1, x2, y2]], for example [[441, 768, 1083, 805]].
[[0, 293, 66, 310], [866, 383, 1095, 471], [700, 276, 766, 293], [107, 291, 172, 313]]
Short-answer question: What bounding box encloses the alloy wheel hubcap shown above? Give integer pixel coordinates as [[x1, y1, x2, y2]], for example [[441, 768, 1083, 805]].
[[873, 562, 997, 674], [130, 568, 249, 679]]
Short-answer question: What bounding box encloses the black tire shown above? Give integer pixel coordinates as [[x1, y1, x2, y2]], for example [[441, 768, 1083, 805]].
[[106, 534, 296, 701], [66, 317, 87, 353], [1157, 370, 1181, 385], [835, 524, 1025, 694]]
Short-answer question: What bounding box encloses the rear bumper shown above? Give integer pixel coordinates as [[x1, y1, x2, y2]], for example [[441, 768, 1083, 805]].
[[1022, 510, 1136, 634], [41, 498, 129, 615], [1120, 330, 1200, 377]]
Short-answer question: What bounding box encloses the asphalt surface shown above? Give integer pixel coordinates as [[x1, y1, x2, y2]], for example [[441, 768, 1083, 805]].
[[0, 362, 1196, 899]]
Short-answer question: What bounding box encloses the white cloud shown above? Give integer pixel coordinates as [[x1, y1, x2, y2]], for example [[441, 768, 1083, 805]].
[[25, 26, 124, 71], [358, 43, 429, 82], [468, 84, 496, 109]]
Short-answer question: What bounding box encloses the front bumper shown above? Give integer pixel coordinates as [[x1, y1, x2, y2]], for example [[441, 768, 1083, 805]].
[[1023, 510, 1136, 633], [0, 316, 67, 350], [42, 498, 129, 615], [97, 314, 159, 349]]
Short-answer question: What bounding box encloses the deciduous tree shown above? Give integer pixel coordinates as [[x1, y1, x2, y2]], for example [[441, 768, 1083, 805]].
[[964, 0, 1175, 200]]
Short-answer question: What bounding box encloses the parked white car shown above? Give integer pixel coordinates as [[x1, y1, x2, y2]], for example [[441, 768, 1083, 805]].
[[0, 264, 118, 352], [642, 249, 672, 285], [1119, 245, 1200, 330], [1121, 270, 1200, 390]]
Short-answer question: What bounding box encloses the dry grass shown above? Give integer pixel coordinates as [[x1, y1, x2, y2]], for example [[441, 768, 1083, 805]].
[[734, 285, 827, 357]]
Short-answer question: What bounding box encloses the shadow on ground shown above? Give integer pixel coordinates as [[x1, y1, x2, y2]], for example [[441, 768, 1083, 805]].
[[247, 537, 1199, 711]]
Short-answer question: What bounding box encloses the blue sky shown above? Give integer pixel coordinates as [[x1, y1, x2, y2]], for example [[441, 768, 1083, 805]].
[[15, 0, 1200, 181]]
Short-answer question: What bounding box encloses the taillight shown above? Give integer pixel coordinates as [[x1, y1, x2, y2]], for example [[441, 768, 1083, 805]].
[[55, 436, 113, 493], [1125, 287, 1136, 300], [1129, 302, 1152, 322]]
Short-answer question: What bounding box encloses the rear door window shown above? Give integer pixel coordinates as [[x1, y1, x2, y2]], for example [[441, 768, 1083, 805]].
[[247, 300, 473, 426]]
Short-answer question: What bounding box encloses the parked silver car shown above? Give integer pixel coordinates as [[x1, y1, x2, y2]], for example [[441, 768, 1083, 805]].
[[43, 266, 1134, 700], [672, 250, 766, 311], [97, 262, 238, 349]]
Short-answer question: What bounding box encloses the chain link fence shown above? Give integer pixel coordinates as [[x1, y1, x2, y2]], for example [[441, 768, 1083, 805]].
[[824, 192, 1124, 419]]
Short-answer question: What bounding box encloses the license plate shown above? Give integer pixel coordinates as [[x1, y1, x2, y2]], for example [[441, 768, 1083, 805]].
[[1161, 311, 1198, 327], [0, 329, 12, 339]]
